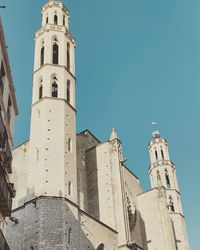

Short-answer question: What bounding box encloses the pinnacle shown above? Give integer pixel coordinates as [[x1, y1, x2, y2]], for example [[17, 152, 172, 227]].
[[110, 128, 118, 141]]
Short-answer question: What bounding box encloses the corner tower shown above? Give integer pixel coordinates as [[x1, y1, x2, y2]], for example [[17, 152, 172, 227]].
[[148, 130, 190, 250], [28, 0, 77, 203]]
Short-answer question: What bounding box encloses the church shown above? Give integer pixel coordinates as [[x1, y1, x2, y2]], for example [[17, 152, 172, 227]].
[[5, 1, 190, 249]]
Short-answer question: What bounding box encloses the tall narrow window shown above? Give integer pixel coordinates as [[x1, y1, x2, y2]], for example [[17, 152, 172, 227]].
[[161, 149, 164, 160], [40, 46, 44, 66], [68, 228, 72, 245], [39, 85, 43, 99], [67, 42, 70, 70], [67, 80, 70, 103], [53, 42, 59, 64], [0, 61, 5, 93], [46, 16, 48, 24], [169, 196, 175, 212], [63, 15, 65, 26], [54, 14, 58, 25], [155, 150, 158, 160], [7, 96, 12, 123], [68, 181, 71, 195], [52, 82, 58, 97], [68, 138, 72, 152], [165, 169, 171, 188]]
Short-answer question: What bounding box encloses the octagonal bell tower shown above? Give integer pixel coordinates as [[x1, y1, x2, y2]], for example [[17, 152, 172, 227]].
[[148, 130, 190, 250], [27, 0, 77, 204]]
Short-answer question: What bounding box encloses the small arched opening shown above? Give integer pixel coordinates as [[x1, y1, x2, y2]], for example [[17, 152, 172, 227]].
[[54, 14, 58, 25], [96, 243, 104, 250]]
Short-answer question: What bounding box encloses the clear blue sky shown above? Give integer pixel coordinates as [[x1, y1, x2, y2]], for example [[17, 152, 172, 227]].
[[1, 0, 199, 248]]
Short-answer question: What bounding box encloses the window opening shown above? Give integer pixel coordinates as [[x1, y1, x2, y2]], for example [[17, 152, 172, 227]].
[[63, 15, 65, 26], [96, 243, 105, 250], [68, 181, 71, 195], [40, 46, 44, 66], [67, 42, 70, 70], [156, 170, 161, 180], [52, 82, 58, 97], [7, 95, 12, 123], [54, 14, 58, 25], [165, 169, 171, 188], [68, 138, 72, 152], [161, 149, 164, 160], [67, 80, 70, 103], [46, 16, 48, 24], [53, 41, 59, 64], [68, 228, 72, 245], [169, 196, 175, 212], [39, 85, 43, 99], [0, 61, 5, 92], [155, 150, 158, 160]]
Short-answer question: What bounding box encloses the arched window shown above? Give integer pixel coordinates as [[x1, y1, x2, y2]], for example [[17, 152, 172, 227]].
[[169, 196, 175, 212], [165, 169, 171, 188], [161, 149, 164, 160], [156, 170, 161, 180], [96, 243, 105, 250], [46, 16, 48, 24], [39, 85, 43, 99], [52, 40, 59, 64], [52, 81, 58, 97], [67, 42, 70, 70], [63, 15, 65, 26], [40, 45, 44, 66], [155, 150, 158, 160], [54, 14, 58, 25], [67, 80, 70, 103]]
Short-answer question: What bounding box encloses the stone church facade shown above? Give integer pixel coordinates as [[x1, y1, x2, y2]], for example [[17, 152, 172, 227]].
[[6, 1, 190, 250]]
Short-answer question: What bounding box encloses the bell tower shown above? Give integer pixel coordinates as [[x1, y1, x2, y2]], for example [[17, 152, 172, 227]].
[[27, 0, 77, 203], [148, 130, 190, 250]]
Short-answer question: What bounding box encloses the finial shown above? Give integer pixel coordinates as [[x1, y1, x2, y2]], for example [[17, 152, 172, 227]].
[[110, 128, 118, 141], [151, 121, 161, 139]]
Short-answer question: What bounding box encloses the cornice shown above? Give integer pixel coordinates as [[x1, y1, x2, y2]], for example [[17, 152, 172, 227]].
[[33, 63, 76, 81], [35, 24, 76, 46]]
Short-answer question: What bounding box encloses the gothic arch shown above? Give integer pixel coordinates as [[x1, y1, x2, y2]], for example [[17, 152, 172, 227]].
[[52, 36, 59, 64], [38, 77, 43, 100], [54, 14, 58, 25], [51, 74, 58, 97], [66, 80, 70, 103], [96, 243, 104, 250], [165, 168, 171, 188], [67, 42, 70, 70]]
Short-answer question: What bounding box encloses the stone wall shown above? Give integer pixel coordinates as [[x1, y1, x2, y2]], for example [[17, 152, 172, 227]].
[[6, 196, 117, 250]]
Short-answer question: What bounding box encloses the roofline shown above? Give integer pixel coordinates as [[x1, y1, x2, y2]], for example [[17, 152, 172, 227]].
[[14, 139, 30, 149], [122, 165, 139, 180], [0, 18, 18, 115], [77, 129, 101, 143]]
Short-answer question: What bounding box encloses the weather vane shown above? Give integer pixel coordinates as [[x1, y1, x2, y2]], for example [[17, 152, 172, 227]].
[[151, 121, 158, 131], [151, 120, 160, 138]]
